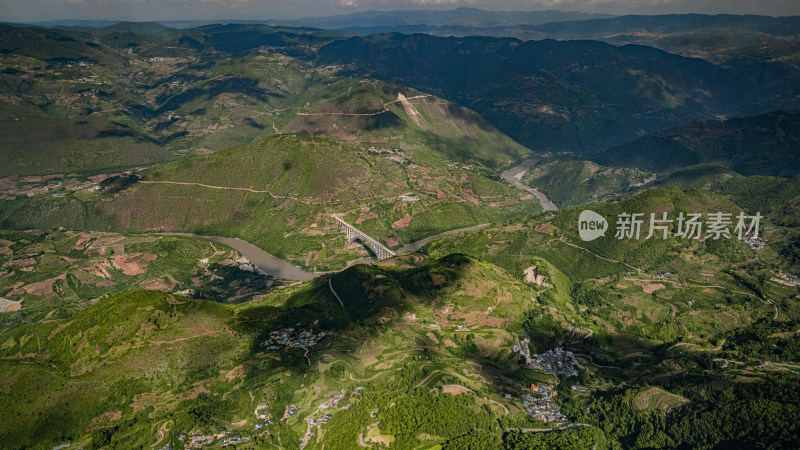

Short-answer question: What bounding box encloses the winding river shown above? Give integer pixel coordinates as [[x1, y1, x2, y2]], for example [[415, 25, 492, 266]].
[[164, 223, 490, 281], [500, 158, 559, 211]]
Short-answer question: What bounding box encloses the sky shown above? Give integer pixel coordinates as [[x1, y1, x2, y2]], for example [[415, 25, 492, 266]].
[[1, 0, 799, 23]]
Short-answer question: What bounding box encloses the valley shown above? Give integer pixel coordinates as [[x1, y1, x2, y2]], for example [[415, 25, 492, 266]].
[[1, 7, 800, 450]]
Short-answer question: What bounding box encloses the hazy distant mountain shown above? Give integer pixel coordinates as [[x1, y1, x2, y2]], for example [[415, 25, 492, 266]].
[[329, 13, 800, 73], [17, 8, 615, 31], [268, 7, 615, 29], [331, 12, 800, 37], [534, 14, 800, 37]]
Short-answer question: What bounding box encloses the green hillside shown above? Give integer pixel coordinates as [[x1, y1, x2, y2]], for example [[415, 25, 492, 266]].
[[2, 18, 800, 450], [2, 22, 799, 177], [521, 160, 652, 208], [282, 80, 531, 169], [1, 246, 799, 449], [0, 255, 575, 449], [0, 132, 540, 271], [0, 229, 282, 327], [423, 188, 800, 345], [0, 24, 342, 176]]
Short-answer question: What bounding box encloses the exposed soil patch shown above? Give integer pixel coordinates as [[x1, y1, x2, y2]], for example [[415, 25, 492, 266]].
[[634, 280, 666, 294], [131, 390, 162, 414], [2, 258, 36, 268], [223, 364, 244, 381], [392, 213, 412, 229], [524, 266, 546, 285], [8, 274, 66, 297], [48, 320, 74, 341], [535, 223, 554, 234], [480, 316, 511, 328], [0, 297, 21, 312], [112, 253, 157, 276], [140, 275, 179, 292], [355, 212, 378, 225], [86, 410, 122, 432], [442, 385, 469, 395]]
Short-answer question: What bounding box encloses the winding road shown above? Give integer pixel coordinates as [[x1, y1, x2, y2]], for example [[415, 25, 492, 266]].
[[358, 421, 381, 448]]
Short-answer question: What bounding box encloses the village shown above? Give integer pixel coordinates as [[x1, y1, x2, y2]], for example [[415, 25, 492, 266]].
[[508, 336, 587, 424], [179, 429, 251, 449], [513, 336, 582, 377], [521, 384, 568, 424], [366, 146, 415, 167], [262, 328, 327, 350], [743, 234, 764, 250], [254, 403, 273, 429], [299, 388, 353, 449], [771, 271, 800, 288]]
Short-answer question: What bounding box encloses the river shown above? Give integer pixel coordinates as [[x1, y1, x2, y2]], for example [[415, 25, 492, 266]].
[[161, 233, 319, 281], [501, 158, 558, 211], [163, 223, 490, 281]]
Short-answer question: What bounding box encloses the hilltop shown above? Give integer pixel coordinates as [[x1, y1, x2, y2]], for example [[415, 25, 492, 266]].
[[282, 80, 530, 169]]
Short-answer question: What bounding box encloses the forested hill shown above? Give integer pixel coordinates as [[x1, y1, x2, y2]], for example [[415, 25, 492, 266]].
[[316, 33, 799, 153], [595, 110, 800, 177]]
